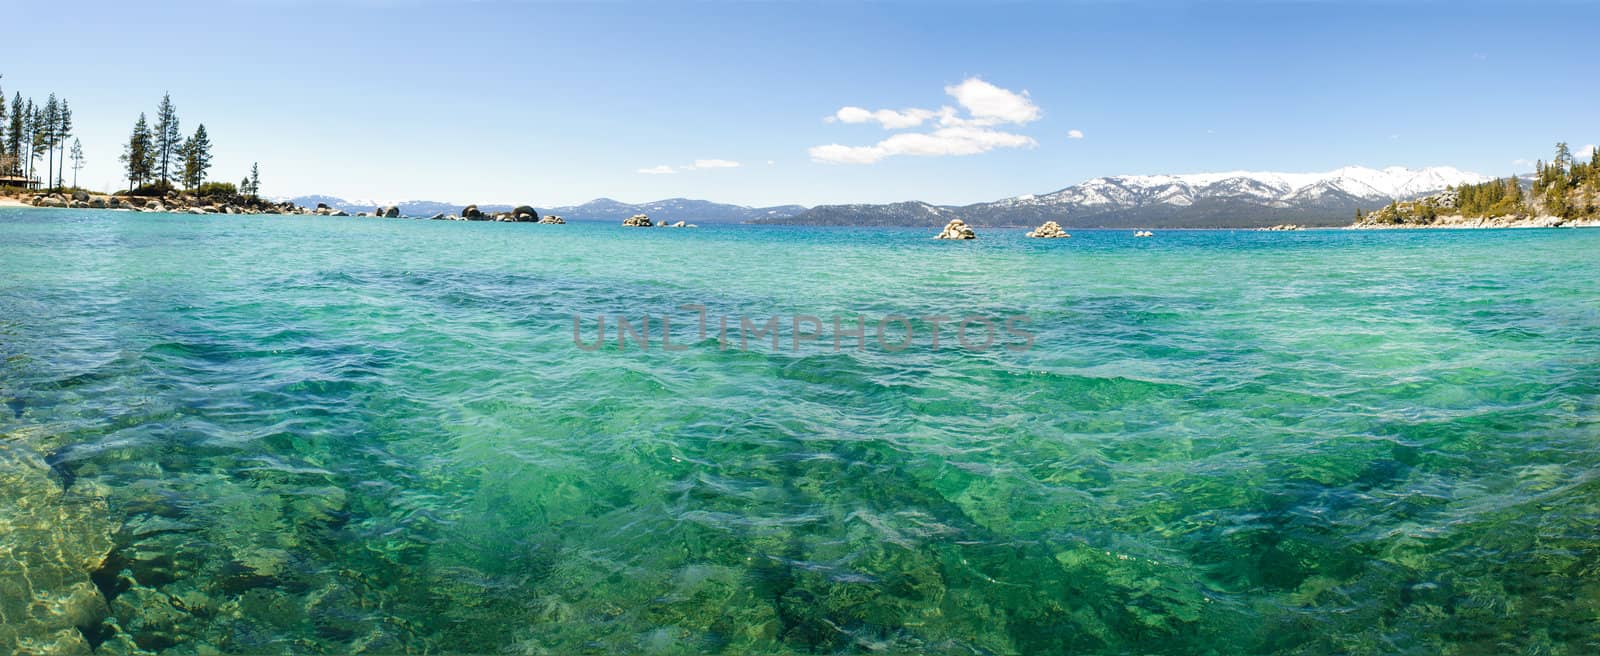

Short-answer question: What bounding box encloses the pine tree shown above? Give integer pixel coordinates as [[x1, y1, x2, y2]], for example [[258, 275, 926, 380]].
[[121, 113, 155, 190], [43, 95, 58, 190], [55, 100, 71, 190], [248, 162, 260, 199], [0, 79, 6, 176], [153, 93, 180, 186], [28, 102, 45, 185], [180, 124, 212, 189], [70, 138, 83, 189], [5, 94, 23, 177]]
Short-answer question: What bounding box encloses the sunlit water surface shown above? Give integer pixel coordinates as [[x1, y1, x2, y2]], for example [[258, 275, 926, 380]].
[[2, 209, 1599, 654]]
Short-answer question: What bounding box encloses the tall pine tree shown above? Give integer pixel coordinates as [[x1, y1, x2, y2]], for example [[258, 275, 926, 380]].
[[55, 100, 71, 189], [153, 93, 180, 186], [5, 94, 23, 177], [70, 138, 83, 189], [180, 124, 212, 189], [121, 113, 155, 191]]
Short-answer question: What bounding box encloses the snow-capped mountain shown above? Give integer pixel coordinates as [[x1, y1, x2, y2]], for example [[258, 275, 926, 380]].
[[1001, 166, 1486, 211], [764, 166, 1489, 229]]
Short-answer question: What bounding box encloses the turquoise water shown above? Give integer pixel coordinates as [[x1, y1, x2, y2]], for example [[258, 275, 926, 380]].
[[2, 208, 1599, 655]]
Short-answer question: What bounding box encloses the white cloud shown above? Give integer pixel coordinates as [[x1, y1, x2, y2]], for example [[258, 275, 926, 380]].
[[812, 77, 1042, 164], [943, 77, 1040, 126], [1067, 129, 1084, 139], [810, 127, 1037, 165], [1579, 144, 1597, 159], [1512, 158, 1533, 168], [827, 107, 939, 129], [637, 159, 742, 175]]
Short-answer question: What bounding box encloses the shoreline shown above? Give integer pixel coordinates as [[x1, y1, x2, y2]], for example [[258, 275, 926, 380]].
[[7, 194, 1600, 232], [1348, 214, 1600, 230]]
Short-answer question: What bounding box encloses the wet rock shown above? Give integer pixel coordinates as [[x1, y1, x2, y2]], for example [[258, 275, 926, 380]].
[[461, 205, 484, 220], [622, 214, 652, 227], [382, 206, 400, 218], [1026, 221, 1070, 238], [934, 219, 976, 240], [0, 439, 115, 655]]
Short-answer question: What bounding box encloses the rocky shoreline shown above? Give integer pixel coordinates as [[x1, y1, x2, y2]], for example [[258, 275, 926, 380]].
[[1348, 214, 1600, 230], [0, 191, 731, 229]]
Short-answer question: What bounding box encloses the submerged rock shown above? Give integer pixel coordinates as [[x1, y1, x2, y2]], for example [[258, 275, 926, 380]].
[[623, 214, 652, 227], [0, 437, 115, 655], [934, 218, 976, 240], [1027, 221, 1070, 238]]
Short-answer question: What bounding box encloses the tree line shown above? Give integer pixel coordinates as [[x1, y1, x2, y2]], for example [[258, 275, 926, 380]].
[[1360, 142, 1600, 224], [0, 75, 83, 191], [118, 92, 263, 200]]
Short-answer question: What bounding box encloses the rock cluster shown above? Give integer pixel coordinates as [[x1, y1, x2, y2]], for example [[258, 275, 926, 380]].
[[934, 218, 976, 240], [1260, 224, 1303, 231], [461, 204, 484, 220], [1134, 230, 1154, 237], [623, 214, 653, 227], [539, 215, 566, 224], [22, 191, 301, 215], [512, 206, 539, 222], [1026, 221, 1070, 238]]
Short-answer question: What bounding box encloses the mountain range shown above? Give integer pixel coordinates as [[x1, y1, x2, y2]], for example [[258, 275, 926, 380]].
[[287, 166, 1489, 229], [282, 196, 807, 224], [756, 166, 1490, 229]]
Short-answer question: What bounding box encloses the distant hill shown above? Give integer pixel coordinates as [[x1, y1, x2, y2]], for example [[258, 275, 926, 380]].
[[756, 166, 1489, 229], [283, 196, 805, 223]]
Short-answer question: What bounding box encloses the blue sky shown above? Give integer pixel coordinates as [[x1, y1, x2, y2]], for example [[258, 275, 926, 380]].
[[3, 1, 1596, 206]]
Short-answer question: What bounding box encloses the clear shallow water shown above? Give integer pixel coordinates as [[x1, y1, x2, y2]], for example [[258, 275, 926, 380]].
[[2, 209, 1599, 655]]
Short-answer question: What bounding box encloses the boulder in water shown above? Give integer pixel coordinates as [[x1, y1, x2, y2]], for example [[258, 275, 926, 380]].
[[934, 219, 976, 240], [512, 205, 539, 222], [462, 204, 485, 220], [539, 215, 566, 225], [623, 214, 652, 227], [382, 206, 401, 218], [1027, 221, 1070, 238]]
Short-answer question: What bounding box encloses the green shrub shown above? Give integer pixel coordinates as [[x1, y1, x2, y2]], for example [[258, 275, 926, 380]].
[[195, 181, 238, 198], [126, 181, 175, 197]]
